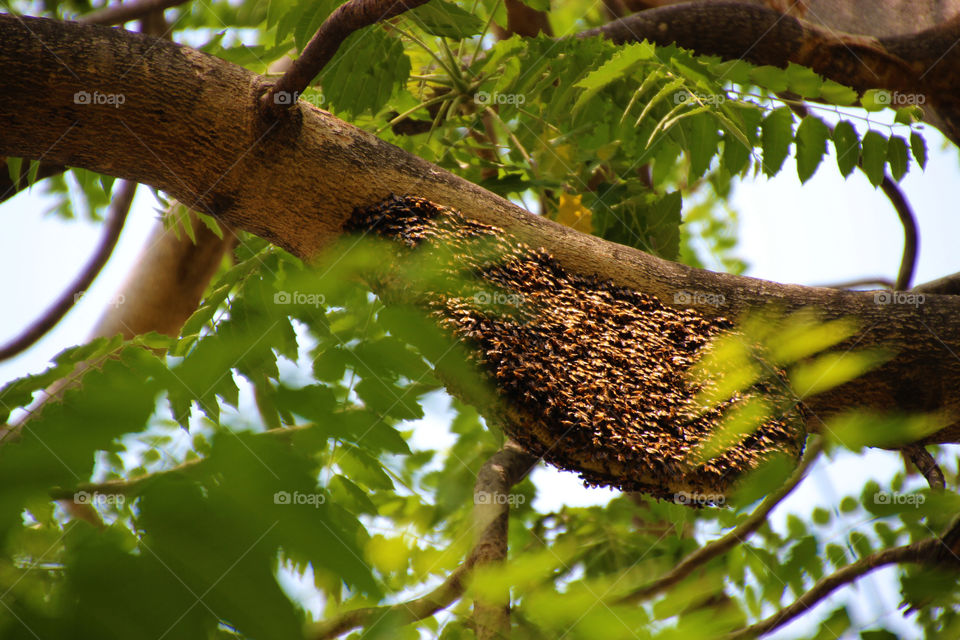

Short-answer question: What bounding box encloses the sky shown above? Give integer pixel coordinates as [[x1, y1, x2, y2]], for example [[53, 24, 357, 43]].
[[1, 110, 958, 638]]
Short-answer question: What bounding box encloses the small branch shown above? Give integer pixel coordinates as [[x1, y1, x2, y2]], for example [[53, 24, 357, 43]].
[[618, 437, 823, 604], [78, 0, 190, 26], [312, 440, 536, 639], [262, 0, 432, 119], [901, 443, 945, 490], [0, 180, 135, 362], [879, 176, 919, 290]]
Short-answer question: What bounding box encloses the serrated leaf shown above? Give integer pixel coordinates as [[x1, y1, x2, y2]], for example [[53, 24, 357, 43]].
[[785, 62, 821, 99], [319, 27, 411, 116], [860, 130, 888, 186], [572, 42, 654, 114], [910, 131, 927, 169], [760, 106, 793, 176], [819, 79, 857, 105], [408, 0, 484, 39], [795, 115, 829, 183], [832, 120, 860, 178], [750, 65, 789, 93], [861, 89, 891, 111], [887, 135, 909, 181]]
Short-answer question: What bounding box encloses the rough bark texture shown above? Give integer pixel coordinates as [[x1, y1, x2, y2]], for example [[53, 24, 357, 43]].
[[2, 15, 960, 449]]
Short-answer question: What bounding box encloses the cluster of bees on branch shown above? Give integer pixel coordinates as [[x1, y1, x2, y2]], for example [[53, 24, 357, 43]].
[[346, 195, 805, 504]]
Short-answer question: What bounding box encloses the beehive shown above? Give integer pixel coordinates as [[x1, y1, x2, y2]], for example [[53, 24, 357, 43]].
[[345, 195, 806, 503]]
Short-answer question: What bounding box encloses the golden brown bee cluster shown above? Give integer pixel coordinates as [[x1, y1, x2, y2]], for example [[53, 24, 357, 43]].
[[346, 195, 805, 503]]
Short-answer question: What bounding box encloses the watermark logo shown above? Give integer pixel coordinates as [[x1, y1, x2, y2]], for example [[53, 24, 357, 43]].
[[474, 91, 526, 106], [673, 90, 726, 106], [674, 491, 725, 506], [273, 90, 299, 105], [873, 291, 924, 307], [874, 90, 926, 106], [273, 490, 326, 508], [873, 491, 925, 507], [473, 290, 524, 307], [475, 491, 525, 506], [673, 290, 726, 307], [73, 491, 125, 507], [274, 291, 326, 307], [74, 90, 126, 108], [74, 290, 125, 308]]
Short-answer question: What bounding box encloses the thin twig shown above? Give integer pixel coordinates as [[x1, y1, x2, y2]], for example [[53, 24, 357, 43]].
[[819, 277, 896, 290], [726, 536, 953, 639], [0, 180, 135, 362], [618, 437, 823, 604], [312, 440, 536, 639], [78, 0, 189, 26], [262, 0, 432, 119], [901, 443, 945, 490], [880, 175, 919, 290]]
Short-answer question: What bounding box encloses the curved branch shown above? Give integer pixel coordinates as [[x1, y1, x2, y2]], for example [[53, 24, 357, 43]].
[[618, 437, 823, 604], [880, 176, 919, 290], [0, 179, 134, 362], [262, 0, 431, 118], [78, 0, 190, 26], [312, 440, 536, 639], [726, 538, 946, 639]]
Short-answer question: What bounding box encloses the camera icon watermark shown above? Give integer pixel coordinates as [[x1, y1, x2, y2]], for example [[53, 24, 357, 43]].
[[474, 91, 526, 106], [273, 490, 325, 508], [873, 90, 926, 106], [73, 490, 125, 507], [73, 90, 126, 108], [674, 491, 725, 506], [474, 491, 525, 506], [473, 290, 524, 306], [673, 90, 726, 106], [873, 291, 924, 307], [73, 290, 125, 308], [273, 90, 300, 105], [273, 290, 325, 307], [873, 491, 925, 507], [673, 290, 726, 307]]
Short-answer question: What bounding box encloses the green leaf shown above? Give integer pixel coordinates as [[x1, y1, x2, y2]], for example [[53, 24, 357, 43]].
[[319, 27, 411, 116], [860, 130, 888, 186], [785, 62, 821, 99], [819, 79, 858, 105], [887, 135, 909, 181], [795, 115, 829, 183], [408, 0, 484, 39], [832, 120, 860, 178], [760, 106, 793, 176], [572, 42, 654, 114], [750, 65, 789, 93], [910, 131, 927, 169], [861, 89, 892, 111]]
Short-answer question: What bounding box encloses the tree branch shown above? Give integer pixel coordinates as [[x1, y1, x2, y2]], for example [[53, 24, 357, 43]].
[[726, 522, 960, 640], [311, 440, 536, 639], [880, 176, 919, 290], [581, 2, 960, 146], [0, 179, 134, 362], [262, 0, 431, 118], [901, 443, 945, 490], [618, 437, 823, 604]]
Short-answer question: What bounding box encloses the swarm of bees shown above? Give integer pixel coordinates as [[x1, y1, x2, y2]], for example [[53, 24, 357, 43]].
[[346, 195, 805, 504]]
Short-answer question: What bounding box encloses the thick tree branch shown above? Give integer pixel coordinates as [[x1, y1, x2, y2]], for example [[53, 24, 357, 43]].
[[311, 440, 536, 639], [618, 437, 823, 604], [3, 16, 960, 447], [262, 0, 431, 118], [581, 2, 960, 146], [0, 179, 134, 361]]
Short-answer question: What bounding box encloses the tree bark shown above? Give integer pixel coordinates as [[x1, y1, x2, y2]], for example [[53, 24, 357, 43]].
[[2, 15, 960, 446]]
